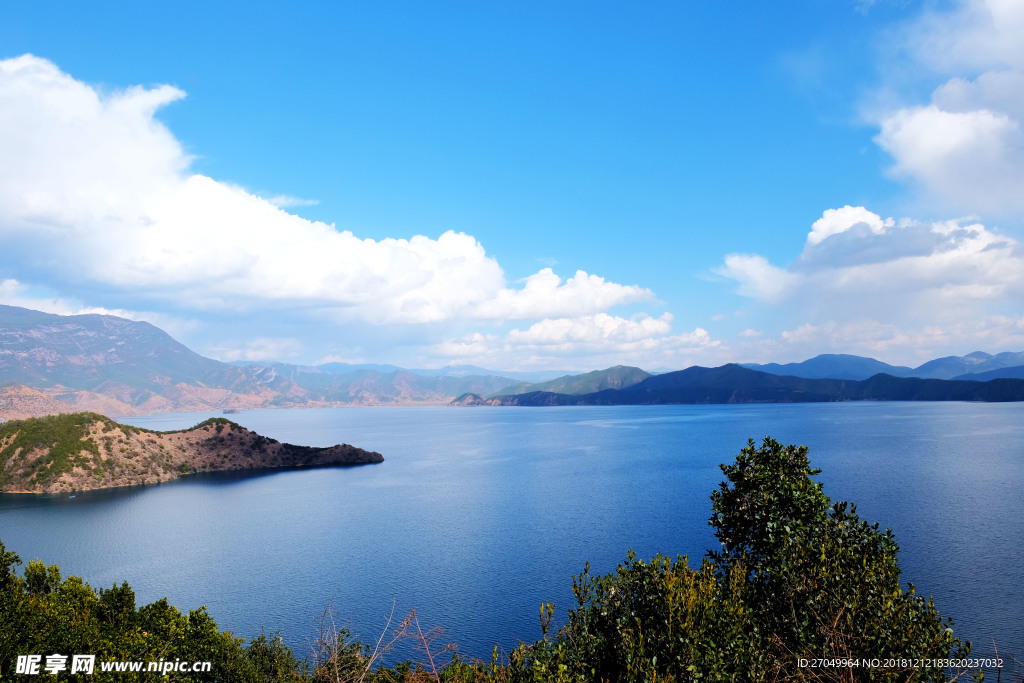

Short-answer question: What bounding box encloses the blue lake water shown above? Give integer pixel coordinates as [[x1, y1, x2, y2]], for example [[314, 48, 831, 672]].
[[0, 403, 1021, 666]]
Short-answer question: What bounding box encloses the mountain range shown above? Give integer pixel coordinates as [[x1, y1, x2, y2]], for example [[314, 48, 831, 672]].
[[478, 364, 1024, 406], [5, 304, 1024, 419], [742, 351, 1024, 381], [0, 305, 529, 417]]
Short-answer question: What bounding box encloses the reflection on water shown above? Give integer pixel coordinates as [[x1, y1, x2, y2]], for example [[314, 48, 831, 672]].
[[0, 403, 1021, 664]]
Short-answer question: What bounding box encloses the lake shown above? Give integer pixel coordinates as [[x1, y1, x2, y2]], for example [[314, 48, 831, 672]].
[[1, 403, 1020, 668]]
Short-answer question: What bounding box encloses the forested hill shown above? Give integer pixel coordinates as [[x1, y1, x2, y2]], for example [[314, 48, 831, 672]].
[[477, 364, 1024, 405], [0, 412, 382, 494], [490, 365, 651, 397]]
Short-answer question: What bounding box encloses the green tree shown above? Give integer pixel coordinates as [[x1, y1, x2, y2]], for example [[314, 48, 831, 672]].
[[508, 552, 764, 683], [709, 437, 970, 681], [0, 538, 309, 682]]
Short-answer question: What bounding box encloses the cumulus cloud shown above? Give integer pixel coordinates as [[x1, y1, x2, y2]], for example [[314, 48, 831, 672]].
[[714, 254, 798, 303], [718, 206, 1024, 322], [430, 315, 718, 370], [0, 55, 649, 325], [876, 105, 1024, 213], [475, 270, 653, 320], [209, 337, 304, 362], [807, 206, 893, 245], [507, 313, 674, 347], [872, 0, 1024, 215]]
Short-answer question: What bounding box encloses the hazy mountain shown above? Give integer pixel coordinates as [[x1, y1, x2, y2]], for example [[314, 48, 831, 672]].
[[0, 305, 257, 391], [0, 305, 527, 417], [952, 365, 1024, 381], [0, 305, 296, 415], [743, 351, 1024, 381], [910, 351, 1024, 379], [9, 304, 1024, 418], [479, 365, 1024, 405], [492, 366, 652, 397], [742, 354, 913, 380]]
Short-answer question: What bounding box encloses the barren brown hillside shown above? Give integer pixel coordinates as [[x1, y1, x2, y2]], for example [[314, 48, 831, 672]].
[[0, 413, 383, 494]]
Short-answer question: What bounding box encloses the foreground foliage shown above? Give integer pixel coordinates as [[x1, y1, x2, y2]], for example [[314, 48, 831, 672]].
[[1, 437, 984, 681], [0, 541, 304, 681]]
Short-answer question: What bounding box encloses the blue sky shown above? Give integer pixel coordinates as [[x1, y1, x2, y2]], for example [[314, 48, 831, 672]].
[[2, 0, 1024, 371]]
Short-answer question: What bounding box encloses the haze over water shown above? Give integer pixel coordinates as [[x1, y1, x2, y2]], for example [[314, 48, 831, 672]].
[[1, 403, 1020, 666]]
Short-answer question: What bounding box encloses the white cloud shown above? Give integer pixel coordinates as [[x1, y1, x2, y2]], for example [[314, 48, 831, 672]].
[[507, 313, 673, 346], [264, 195, 320, 208], [901, 0, 1024, 74], [0, 55, 648, 326], [718, 206, 1024, 323], [713, 254, 798, 303], [872, 0, 1024, 215], [807, 205, 893, 245], [430, 332, 500, 359], [473, 269, 653, 321], [209, 337, 304, 362], [429, 315, 718, 370], [875, 105, 1024, 213]]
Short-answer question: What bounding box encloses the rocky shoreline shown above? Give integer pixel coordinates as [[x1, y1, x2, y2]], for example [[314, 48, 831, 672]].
[[0, 413, 383, 494]]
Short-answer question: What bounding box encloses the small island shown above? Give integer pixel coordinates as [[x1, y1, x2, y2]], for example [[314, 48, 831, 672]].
[[0, 412, 383, 494]]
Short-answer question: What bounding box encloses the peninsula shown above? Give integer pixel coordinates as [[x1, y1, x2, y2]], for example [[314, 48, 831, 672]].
[[0, 412, 383, 494]]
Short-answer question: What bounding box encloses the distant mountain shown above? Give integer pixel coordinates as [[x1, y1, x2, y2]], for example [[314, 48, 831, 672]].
[[492, 365, 652, 397], [10, 304, 1024, 418], [743, 351, 1024, 381], [0, 384, 74, 420], [953, 365, 1024, 381], [742, 354, 913, 381], [910, 351, 1024, 379], [0, 305, 254, 391], [0, 305, 296, 416], [0, 305, 526, 418], [476, 365, 1024, 406]]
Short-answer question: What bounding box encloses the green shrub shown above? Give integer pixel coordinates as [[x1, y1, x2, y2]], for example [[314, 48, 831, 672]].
[[0, 539, 305, 682], [708, 437, 971, 682]]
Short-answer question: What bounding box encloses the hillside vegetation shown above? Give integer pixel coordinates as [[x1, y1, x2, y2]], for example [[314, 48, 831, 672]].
[[491, 365, 651, 397], [1, 437, 990, 682], [0, 412, 382, 494]]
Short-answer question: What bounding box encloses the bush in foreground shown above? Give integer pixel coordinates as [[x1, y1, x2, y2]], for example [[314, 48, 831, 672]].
[[493, 438, 971, 683]]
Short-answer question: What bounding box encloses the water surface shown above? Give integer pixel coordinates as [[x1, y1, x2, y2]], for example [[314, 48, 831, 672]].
[[1, 403, 1020, 665]]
